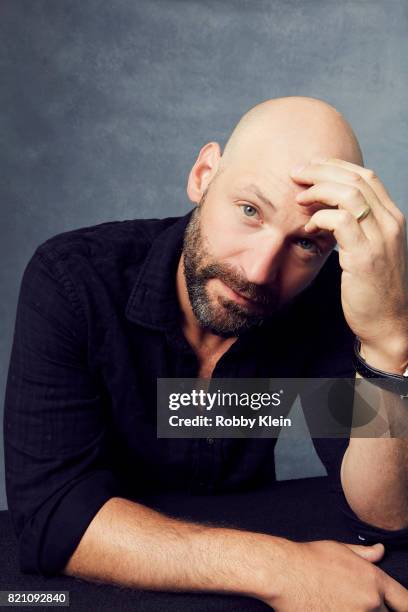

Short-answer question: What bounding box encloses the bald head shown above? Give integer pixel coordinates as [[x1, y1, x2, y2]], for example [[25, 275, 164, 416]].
[[220, 96, 363, 174], [182, 97, 365, 336]]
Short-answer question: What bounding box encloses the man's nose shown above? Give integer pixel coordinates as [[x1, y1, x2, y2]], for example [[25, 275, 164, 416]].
[[241, 233, 285, 286]]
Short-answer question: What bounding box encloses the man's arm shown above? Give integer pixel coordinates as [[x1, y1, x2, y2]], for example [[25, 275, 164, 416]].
[[341, 345, 408, 531], [63, 495, 408, 610], [291, 157, 408, 536], [341, 436, 408, 530]]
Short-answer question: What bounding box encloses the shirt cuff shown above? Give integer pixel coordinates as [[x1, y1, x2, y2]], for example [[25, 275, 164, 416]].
[[19, 470, 122, 576]]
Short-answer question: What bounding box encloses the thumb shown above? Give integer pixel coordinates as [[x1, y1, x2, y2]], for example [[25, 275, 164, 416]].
[[344, 542, 385, 562]]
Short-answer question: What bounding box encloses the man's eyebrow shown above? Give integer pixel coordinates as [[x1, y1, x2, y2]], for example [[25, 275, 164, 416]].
[[239, 184, 277, 211], [239, 185, 335, 243]]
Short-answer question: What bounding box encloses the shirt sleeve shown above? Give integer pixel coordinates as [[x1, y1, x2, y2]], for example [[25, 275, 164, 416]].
[[4, 248, 122, 576]]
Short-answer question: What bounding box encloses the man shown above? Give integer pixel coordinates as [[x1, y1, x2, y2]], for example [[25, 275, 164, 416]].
[[4, 97, 408, 609]]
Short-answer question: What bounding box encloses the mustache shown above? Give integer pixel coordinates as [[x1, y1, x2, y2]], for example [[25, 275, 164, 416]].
[[197, 262, 278, 306]]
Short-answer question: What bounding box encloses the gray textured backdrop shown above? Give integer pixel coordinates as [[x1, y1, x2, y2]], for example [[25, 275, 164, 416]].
[[1, 0, 407, 510]]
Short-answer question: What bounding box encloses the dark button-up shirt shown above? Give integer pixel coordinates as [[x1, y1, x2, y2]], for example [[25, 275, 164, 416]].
[[4, 211, 408, 576]]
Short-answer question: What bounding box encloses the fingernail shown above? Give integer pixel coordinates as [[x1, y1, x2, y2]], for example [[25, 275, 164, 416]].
[[311, 156, 327, 164]]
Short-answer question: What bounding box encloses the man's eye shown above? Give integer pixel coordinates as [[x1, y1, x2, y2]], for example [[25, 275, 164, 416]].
[[240, 204, 259, 218], [296, 238, 320, 255]]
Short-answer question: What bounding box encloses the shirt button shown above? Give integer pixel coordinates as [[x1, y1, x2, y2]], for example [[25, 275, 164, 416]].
[[206, 437, 214, 445]]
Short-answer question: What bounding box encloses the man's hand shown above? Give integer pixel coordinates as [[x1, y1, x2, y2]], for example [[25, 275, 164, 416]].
[[257, 539, 408, 611], [291, 158, 408, 374]]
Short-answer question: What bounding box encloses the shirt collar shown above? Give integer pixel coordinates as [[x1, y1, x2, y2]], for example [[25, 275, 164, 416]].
[[126, 210, 193, 331]]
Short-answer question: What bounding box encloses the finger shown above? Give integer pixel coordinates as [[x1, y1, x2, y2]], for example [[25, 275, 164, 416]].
[[382, 572, 408, 611], [319, 158, 404, 221], [296, 180, 381, 240], [292, 161, 390, 222], [344, 542, 385, 562], [320, 157, 392, 202], [304, 208, 368, 251]]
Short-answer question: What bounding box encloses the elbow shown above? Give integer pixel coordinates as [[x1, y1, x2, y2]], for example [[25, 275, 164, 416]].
[[350, 505, 408, 532], [365, 516, 408, 532]]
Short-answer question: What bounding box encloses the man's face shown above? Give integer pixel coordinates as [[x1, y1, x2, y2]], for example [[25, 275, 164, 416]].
[[183, 165, 336, 337]]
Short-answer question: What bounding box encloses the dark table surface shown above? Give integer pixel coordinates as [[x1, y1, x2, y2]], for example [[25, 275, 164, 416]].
[[1, 476, 407, 611]]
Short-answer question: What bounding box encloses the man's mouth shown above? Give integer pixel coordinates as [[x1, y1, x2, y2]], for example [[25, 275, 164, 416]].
[[218, 280, 260, 307]]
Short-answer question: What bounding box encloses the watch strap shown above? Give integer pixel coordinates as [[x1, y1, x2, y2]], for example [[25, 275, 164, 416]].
[[352, 337, 408, 397]]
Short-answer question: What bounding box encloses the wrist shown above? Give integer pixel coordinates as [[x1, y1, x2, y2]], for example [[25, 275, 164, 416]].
[[241, 533, 298, 603]]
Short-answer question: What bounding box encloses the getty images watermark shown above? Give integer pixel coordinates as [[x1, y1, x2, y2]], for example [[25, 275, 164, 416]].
[[157, 378, 408, 439], [167, 387, 289, 430]]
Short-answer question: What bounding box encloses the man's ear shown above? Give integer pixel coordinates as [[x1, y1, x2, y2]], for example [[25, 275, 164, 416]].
[[186, 142, 222, 203]]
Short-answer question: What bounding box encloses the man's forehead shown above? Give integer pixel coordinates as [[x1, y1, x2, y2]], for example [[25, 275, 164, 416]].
[[231, 172, 331, 210], [229, 169, 293, 199], [230, 172, 304, 209]]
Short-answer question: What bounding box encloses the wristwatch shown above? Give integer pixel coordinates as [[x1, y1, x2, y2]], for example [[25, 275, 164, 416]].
[[352, 337, 408, 397]]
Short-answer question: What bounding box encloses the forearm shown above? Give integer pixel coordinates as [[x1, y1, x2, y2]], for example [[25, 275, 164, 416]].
[[63, 496, 291, 601], [341, 438, 408, 530]]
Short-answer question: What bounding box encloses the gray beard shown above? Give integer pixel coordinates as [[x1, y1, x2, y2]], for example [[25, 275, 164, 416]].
[[182, 206, 281, 337]]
